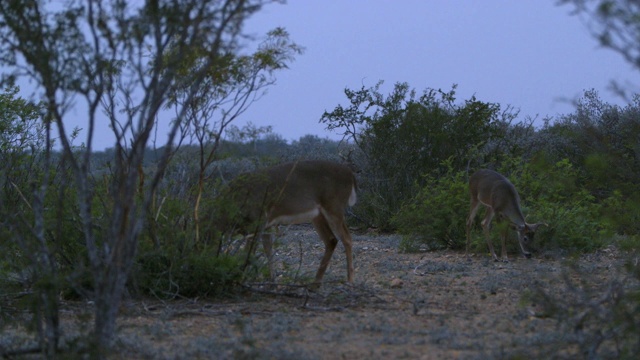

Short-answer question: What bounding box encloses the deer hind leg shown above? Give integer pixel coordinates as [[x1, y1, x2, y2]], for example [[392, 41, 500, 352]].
[[337, 221, 354, 283], [311, 215, 338, 286], [480, 208, 499, 261], [466, 198, 482, 257], [318, 208, 354, 284], [261, 231, 275, 280]]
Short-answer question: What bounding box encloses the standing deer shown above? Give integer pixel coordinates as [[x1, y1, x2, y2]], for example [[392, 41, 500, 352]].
[[216, 160, 357, 286], [465, 169, 544, 262]]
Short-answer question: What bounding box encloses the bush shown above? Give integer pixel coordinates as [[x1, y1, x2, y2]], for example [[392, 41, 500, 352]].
[[133, 247, 245, 299], [516, 159, 611, 253], [600, 190, 640, 237], [393, 166, 468, 252], [530, 192, 606, 253], [133, 175, 270, 299], [321, 82, 510, 231], [393, 156, 613, 255]]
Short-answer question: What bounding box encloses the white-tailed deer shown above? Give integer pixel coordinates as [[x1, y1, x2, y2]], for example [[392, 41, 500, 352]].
[[465, 169, 544, 262], [216, 160, 357, 286]]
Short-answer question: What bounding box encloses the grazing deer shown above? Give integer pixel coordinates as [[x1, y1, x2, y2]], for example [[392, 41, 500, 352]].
[[465, 169, 544, 262], [217, 160, 357, 286]]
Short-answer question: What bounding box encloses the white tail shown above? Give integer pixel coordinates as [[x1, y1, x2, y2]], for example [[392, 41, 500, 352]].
[[218, 160, 357, 285], [465, 169, 544, 262]]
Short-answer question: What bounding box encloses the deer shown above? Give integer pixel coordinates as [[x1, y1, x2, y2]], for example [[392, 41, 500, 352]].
[[465, 169, 544, 262], [215, 160, 357, 286]]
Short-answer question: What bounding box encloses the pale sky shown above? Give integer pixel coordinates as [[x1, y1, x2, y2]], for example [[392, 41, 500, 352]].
[[25, 1, 639, 150], [236, 1, 638, 143]]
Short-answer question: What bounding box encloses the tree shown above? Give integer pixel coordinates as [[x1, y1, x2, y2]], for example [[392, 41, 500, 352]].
[[559, 0, 640, 98], [0, 84, 54, 356], [0, 0, 287, 353], [321, 81, 506, 229], [167, 27, 300, 245]]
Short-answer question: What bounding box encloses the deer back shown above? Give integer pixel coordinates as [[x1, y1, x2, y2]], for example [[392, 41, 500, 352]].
[[471, 169, 525, 226], [220, 160, 357, 232]]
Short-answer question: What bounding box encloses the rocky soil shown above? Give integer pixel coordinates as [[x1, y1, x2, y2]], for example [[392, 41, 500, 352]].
[[2, 225, 634, 359]]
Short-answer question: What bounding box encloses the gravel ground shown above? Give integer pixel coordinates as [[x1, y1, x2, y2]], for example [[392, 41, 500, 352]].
[[2, 225, 634, 359]]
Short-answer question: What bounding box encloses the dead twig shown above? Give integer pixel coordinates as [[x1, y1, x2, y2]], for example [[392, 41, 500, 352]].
[[2, 346, 45, 359]]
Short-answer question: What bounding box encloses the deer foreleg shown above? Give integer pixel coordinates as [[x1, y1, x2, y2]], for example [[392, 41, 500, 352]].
[[499, 227, 509, 262], [481, 209, 499, 261], [466, 199, 481, 258]]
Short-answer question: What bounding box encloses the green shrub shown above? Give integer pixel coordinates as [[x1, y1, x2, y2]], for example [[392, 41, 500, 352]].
[[175, 250, 245, 297], [393, 167, 468, 252], [393, 157, 613, 255], [321, 82, 511, 231], [530, 192, 607, 253], [133, 247, 245, 299], [510, 158, 610, 253], [600, 190, 640, 236]]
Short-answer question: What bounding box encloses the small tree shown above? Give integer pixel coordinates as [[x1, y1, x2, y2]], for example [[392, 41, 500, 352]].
[[0, 84, 55, 355], [0, 0, 285, 353], [167, 27, 300, 245]]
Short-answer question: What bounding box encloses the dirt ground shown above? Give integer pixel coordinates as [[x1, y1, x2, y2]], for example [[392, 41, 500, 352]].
[[2, 225, 632, 359]]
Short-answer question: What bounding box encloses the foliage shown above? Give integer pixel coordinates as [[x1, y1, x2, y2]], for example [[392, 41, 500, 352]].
[[0, 84, 62, 353], [394, 154, 613, 254], [600, 190, 640, 238], [167, 27, 301, 244], [133, 247, 244, 299], [321, 81, 511, 230], [538, 90, 640, 195], [500, 158, 610, 253], [520, 160, 594, 251], [0, 84, 44, 232], [530, 191, 606, 253], [393, 164, 468, 252], [534, 90, 640, 239], [0, 0, 294, 353]]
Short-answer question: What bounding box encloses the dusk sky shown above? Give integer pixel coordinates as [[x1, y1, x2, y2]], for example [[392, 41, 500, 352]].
[[235, 1, 639, 143], [24, 1, 639, 150]]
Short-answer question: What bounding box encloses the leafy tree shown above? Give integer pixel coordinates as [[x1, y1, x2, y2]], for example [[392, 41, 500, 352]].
[[559, 0, 640, 98], [167, 28, 301, 245], [321, 81, 509, 229], [0, 85, 53, 353], [0, 0, 287, 353], [534, 89, 640, 236]]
